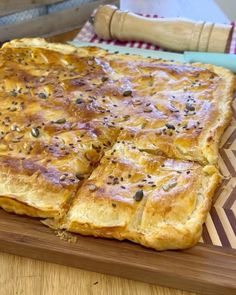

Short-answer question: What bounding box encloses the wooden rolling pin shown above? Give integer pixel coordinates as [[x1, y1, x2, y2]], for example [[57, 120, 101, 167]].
[[93, 5, 232, 53]]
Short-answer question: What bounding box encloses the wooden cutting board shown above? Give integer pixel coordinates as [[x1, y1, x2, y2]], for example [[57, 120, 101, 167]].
[[0, 209, 235, 295]]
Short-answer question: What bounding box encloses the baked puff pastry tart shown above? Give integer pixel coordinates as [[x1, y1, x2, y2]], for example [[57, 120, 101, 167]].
[[0, 38, 234, 250]]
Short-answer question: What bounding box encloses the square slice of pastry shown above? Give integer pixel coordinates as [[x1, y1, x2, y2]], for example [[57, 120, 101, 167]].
[[0, 40, 120, 218], [0, 121, 118, 218], [62, 140, 221, 250], [104, 53, 235, 164]]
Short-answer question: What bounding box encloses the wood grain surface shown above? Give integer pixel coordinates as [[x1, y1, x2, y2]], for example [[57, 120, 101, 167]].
[[0, 0, 63, 17], [0, 252, 197, 295], [0, 0, 118, 42], [0, 210, 235, 295]]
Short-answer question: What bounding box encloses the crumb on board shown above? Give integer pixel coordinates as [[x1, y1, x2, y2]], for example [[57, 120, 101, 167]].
[[41, 219, 77, 244], [54, 229, 78, 244]]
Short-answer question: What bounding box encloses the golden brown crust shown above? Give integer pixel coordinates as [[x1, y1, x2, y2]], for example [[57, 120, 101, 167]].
[[103, 54, 235, 164], [193, 63, 235, 164], [0, 155, 79, 218], [0, 38, 119, 217], [0, 38, 233, 250], [3, 38, 234, 165], [2, 37, 108, 57], [63, 141, 221, 250]]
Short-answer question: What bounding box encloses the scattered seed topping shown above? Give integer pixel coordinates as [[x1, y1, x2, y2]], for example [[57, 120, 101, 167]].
[[55, 118, 66, 124], [88, 184, 97, 192], [133, 190, 144, 202], [101, 76, 108, 82], [31, 127, 40, 137], [59, 175, 66, 181], [76, 98, 84, 104], [10, 90, 17, 97], [111, 177, 119, 185], [12, 135, 24, 143], [39, 77, 45, 83], [162, 180, 177, 192], [9, 106, 17, 112], [185, 103, 195, 112], [85, 152, 92, 161], [75, 173, 84, 180], [165, 123, 175, 130], [123, 115, 130, 121], [123, 90, 132, 97], [11, 125, 21, 132], [141, 122, 146, 129], [87, 60, 93, 66], [144, 107, 152, 113], [133, 100, 142, 106], [38, 92, 47, 99]]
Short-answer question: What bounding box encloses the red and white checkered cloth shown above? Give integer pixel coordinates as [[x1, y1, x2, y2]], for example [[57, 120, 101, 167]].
[[75, 12, 236, 54]]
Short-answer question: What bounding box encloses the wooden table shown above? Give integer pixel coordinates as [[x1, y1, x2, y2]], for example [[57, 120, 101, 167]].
[[1, 1, 235, 294]]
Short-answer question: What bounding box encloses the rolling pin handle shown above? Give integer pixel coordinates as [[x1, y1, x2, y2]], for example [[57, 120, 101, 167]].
[[93, 5, 232, 53]]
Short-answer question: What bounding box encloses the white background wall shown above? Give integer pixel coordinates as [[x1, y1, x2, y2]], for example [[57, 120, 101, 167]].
[[121, 0, 236, 22], [215, 0, 236, 21]]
